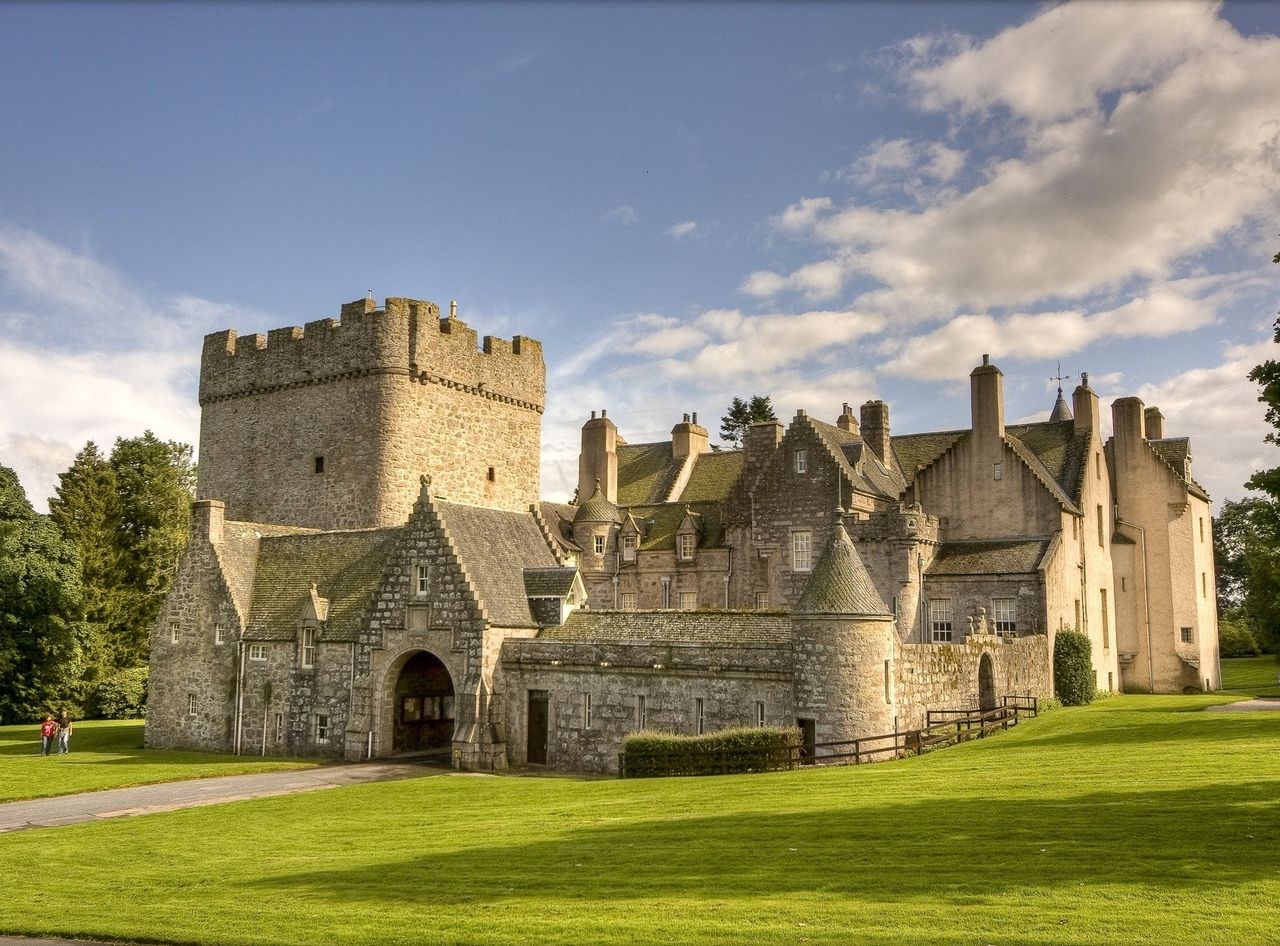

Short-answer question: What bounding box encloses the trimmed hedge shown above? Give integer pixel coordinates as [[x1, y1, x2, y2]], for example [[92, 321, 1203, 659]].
[[1054, 630, 1094, 706], [621, 727, 801, 778]]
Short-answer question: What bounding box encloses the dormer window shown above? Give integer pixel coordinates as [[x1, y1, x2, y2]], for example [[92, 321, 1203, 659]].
[[301, 625, 316, 668], [678, 533, 696, 561], [795, 449, 808, 474], [622, 534, 636, 562]]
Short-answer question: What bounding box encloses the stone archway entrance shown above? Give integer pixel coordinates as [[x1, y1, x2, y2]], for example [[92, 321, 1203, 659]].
[[978, 653, 997, 711], [393, 651, 456, 753]]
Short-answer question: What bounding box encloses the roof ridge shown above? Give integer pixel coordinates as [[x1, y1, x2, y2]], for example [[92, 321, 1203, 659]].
[[1003, 434, 1080, 514]]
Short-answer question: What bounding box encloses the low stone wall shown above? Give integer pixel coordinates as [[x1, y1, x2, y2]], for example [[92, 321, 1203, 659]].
[[894, 634, 1051, 730]]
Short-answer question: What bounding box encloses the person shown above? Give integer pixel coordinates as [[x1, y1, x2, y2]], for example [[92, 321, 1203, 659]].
[[56, 712, 73, 754], [39, 715, 57, 756]]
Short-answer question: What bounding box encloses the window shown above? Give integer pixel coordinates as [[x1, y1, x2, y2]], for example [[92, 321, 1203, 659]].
[[301, 626, 316, 668], [792, 530, 812, 572], [929, 599, 953, 642], [1097, 505, 1105, 547], [992, 598, 1017, 636], [993, 462, 1003, 481], [1180, 626, 1193, 645], [794, 449, 807, 474], [249, 643, 268, 661], [620, 592, 637, 611], [487, 466, 496, 482], [170, 622, 180, 643], [755, 591, 769, 610], [1100, 589, 1109, 649], [583, 692, 592, 730], [1121, 576, 1127, 592], [314, 455, 325, 475], [679, 592, 696, 611], [593, 535, 605, 555], [1199, 517, 1205, 542], [1096, 452, 1101, 478], [695, 697, 705, 735], [678, 533, 696, 560], [214, 622, 226, 645], [884, 660, 892, 704], [314, 714, 330, 743], [755, 701, 766, 727], [621, 534, 636, 562], [187, 694, 197, 716], [1074, 599, 1082, 631], [661, 579, 671, 609], [416, 564, 430, 596], [1201, 572, 1207, 598], [274, 713, 283, 742], [636, 695, 647, 730]]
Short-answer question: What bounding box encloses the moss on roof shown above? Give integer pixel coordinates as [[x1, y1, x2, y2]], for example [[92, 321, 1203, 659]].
[[617, 442, 679, 506], [542, 610, 792, 645], [927, 539, 1051, 576], [891, 429, 966, 484], [524, 567, 578, 598], [624, 501, 726, 551], [573, 481, 622, 524], [679, 450, 745, 502], [794, 520, 890, 615], [244, 528, 401, 642], [1006, 420, 1087, 506]]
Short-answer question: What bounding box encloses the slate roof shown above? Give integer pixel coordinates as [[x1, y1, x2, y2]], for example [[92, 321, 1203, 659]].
[[528, 597, 564, 627], [540, 610, 792, 645], [679, 450, 746, 502], [436, 500, 560, 627], [808, 418, 906, 500], [1149, 437, 1209, 500], [243, 527, 401, 642], [539, 501, 580, 554], [794, 519, 890, 615], [623, 500, 726, 551], [926, 539, 1052, 576], [1049, 391, 1073, 422], [617, 442, 680, 505], [216, 520, 319, 625], [573, 481, 622, 523], [891, 429, 966, 485], [523, 567, 578, 598]]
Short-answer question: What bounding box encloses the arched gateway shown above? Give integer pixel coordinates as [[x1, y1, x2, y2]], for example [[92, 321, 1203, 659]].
[[978, 652, 997, 711], [392, 650, 456, 753]]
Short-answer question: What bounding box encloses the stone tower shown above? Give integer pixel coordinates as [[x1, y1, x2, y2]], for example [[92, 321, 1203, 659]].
[[791, 511, 897, 744], [196, 297, 545, 529]]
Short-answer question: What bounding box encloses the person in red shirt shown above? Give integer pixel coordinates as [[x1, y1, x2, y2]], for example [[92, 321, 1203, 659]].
[[39, 716, 57, 756]]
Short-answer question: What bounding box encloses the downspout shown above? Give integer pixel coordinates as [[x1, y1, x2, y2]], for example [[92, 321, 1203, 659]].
[[725, 546, 733, 608], [917, 553, 926, 643], [612, 549, 620, 608], [233, 641, 245, 755], [1119, 517, 1154, 691]]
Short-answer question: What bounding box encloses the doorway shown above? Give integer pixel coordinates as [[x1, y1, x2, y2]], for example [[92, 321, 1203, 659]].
[[978, 653, 996, 711], [527, 690, 549, 765], [393, 651, 455, 753]]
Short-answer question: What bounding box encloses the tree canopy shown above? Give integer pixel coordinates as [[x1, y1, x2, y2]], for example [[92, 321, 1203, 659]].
[[719, 395, 777, 447]]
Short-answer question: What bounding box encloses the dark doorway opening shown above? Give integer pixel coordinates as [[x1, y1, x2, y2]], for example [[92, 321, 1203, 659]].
[[393, 651, 455, 753], [797, 717, 816, 765], [527, 690, 549, 765], [978, 653, 996, 711]]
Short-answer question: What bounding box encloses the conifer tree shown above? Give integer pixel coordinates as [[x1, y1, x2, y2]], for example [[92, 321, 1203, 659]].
[[719, 395, 777, 447]]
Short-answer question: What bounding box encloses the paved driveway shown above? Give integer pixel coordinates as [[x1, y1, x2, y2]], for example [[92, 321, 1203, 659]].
[[0, 759, 444, 834]]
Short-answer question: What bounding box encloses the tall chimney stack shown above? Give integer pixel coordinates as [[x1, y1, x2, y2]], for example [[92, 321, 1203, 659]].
[[860, 400, 892, 468], [837, 402, 859, 434], [1144, 406, 1165, 440], [970, 354, 1005, 442], [672, 412, 710, 460], [578, 410, 618, 503], [1072, 371, 1099, 435]]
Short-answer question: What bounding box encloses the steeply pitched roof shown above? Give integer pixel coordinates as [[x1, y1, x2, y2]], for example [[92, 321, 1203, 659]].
[[679, 450, 746, 502], [891, 429, 966, 485], [624, 500, 726, 551], [215, 520, 319, 626], [617, 442, 680, 505], [523, 567, 578, 598], [795, 518, 890, 615], [541, 610, 792, 645], [244, 527, 401, 642], [807, 418, 905, 499], [573, 480, 622, 524], [1150, 437, 1209, 500], [436, 500, 560, 627], [538, 501, 580, 554], [927, 539, 1052, 576], [1049, 391, 1073, 422]]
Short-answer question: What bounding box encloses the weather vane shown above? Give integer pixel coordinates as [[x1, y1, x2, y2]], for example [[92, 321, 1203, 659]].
[[1049, 361, 1073, 394]]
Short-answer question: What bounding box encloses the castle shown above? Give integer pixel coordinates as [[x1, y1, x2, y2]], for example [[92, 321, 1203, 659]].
[[145, 296, 1221, 772]]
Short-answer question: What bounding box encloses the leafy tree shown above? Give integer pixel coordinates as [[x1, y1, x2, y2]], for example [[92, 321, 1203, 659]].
[[719, 395, 777, 447], [0, 465, 88, 723], [1246, 250, 1280, 498], [1213, 498, 1280, 653]]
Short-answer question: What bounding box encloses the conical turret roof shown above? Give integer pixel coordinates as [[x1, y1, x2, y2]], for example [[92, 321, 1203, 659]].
[[1049, 388, 1073, 422], [794, 511, 891, 615], [573, 478, 622, 524]]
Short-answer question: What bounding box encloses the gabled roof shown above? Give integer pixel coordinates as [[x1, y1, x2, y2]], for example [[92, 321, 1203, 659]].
[[1150, 437, 1209, 501], [538, 501, 581, 554], [436, 500, 560, 627], [891, 430, 966, 486], [927, 539, 1053, 576], [523, 567, 579, 598], [795, 517, 890, 615], [679, 450, 745, 502], [806, 417, 905, 500], [215, 520, 319, 626], [617, 442, 680, 505], [624, 501, 725, 551], [244, 527, 401, 642]]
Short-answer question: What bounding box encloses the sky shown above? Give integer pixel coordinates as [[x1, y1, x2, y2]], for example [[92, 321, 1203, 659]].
[[1, 0, 1278, 512]]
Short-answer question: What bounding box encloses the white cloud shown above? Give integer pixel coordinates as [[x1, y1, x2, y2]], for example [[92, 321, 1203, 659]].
[[666, 220, 698, 240], [603, 205, 639, 226]]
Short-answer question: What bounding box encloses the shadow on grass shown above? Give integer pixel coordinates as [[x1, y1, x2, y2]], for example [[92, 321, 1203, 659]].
[[234, 778, 1280, 907]]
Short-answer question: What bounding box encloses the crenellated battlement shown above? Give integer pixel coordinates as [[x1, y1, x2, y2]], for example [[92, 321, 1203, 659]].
[[199, 296, 544, 411]]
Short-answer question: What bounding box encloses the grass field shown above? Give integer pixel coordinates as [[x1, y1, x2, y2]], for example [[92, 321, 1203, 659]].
[[0, 693, 1278, 945], [1221, 653, 1280, 696], [0, 719, 318, 802]]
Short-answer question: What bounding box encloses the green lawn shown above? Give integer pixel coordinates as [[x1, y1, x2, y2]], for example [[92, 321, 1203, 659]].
[[1, 694, 1278, 945], [0, 719, 317, 802], [1221, 654, 1280, 696]]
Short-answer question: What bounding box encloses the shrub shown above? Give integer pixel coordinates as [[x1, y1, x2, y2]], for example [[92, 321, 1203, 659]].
[[90, 666, 148, 719], [621, 726, 801, 778], [1054, 630, 1094, 706], [1218, 614, 1261, 658]]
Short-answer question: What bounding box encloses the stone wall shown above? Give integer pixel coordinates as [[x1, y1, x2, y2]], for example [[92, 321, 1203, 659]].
[[197, 297, 544, 530], [852, 504, 939, 643], [791, 615, 896, 744], [894, 635, 1051, 731]]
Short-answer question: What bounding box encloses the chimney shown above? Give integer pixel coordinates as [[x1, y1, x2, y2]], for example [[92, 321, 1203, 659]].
[[1144, 406, 1165, 440], [744, 420, 783, 471], [672, 412, 710, 460], [1111, 397, 1146, 460], [578, 410, 618, 503], [191, 499, 224, 545], [860, 400, 892, 468], [836, 402, 859, 434], [1072, 371, 1099, 435], [970, 354, 1005, 442]]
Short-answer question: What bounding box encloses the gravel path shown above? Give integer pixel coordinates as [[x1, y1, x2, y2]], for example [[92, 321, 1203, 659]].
[[0, 759, 445, 834], [1206, 697, 1280, 712]]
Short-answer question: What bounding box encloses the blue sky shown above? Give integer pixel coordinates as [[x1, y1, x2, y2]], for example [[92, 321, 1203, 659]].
[[1, 1, 1278, 510]]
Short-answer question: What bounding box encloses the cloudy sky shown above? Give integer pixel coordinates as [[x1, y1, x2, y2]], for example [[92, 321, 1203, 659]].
[[1, 1, 1277, 511]]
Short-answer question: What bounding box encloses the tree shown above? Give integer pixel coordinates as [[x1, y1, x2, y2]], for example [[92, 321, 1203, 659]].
[[1213, 498, 1280, 653], [1246, 249, 1280, 498], [719, 395, 777, 447], [0, 465, 88, 723]]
